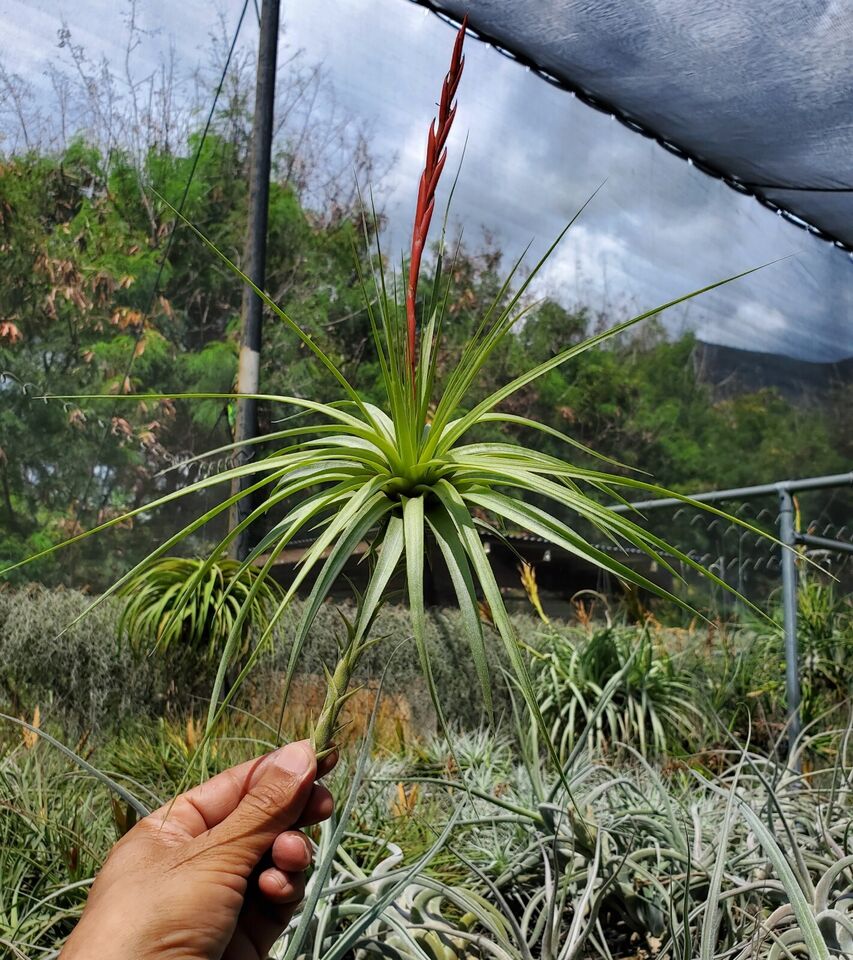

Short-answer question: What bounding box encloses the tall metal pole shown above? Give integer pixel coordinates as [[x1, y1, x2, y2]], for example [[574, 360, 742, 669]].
[[230, 0, 281, 560], [778, 487, 801, 763]]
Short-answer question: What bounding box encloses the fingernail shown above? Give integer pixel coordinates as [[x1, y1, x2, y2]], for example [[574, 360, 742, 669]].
[[275, 740, 314, 775]]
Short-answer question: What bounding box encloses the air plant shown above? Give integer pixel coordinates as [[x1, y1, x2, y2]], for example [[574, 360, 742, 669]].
[[4, 701, 848, 959], [118, 555, 283, 666], [3, 19, 777, 760], [534, 625, 706, 757], [353, 689, 852, 960]]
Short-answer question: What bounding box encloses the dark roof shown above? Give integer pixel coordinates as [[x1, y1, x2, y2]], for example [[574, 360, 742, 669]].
[[267, 527, 648, 565]]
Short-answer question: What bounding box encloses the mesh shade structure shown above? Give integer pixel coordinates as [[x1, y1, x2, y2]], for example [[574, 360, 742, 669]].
[[409, 0, 853, 255]]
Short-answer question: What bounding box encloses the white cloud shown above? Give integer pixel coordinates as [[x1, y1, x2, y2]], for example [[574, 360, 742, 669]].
[[698, 301, 790, 352], [1, 0, 851, 361], [537, 225, 631, 305]]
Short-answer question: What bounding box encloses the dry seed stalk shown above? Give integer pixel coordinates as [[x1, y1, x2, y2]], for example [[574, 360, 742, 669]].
[[405, 16, 468, 381]]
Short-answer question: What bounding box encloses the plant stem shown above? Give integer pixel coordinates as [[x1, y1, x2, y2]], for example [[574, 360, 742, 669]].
[[311, 637, 362, 759], [315, 19, 468, 755]]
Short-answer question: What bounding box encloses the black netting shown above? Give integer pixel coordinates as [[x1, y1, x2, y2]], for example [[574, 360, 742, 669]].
[[411, 0, 853, 254]]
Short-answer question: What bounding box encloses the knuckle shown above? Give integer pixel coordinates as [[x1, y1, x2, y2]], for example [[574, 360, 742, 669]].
[[133, 814, 182, 847], [244, 775, 299, 819], [132, 816, 160, 839]]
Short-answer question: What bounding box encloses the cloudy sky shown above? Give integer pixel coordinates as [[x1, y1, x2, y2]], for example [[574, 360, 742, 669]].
[[3, 0, 852, 361]]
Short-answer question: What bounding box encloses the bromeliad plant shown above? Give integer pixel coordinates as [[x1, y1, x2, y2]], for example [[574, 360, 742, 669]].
[[4, 20, 775, 757], [533, 625, 706, 758], [118, 555, 283, 667]]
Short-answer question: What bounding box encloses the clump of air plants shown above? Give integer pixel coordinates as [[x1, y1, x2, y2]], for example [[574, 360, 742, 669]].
[[118, 555, 283, 667]]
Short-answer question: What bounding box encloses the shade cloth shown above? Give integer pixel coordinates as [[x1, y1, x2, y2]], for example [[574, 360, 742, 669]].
[[409, 0, 853, 255]]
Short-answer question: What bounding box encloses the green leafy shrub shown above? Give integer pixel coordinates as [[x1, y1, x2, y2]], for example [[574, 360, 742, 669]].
[[0, 585, 163, 732], [0, 586, 514, 733], [796, 575, 853, 718], [700, 631, 783, 744], [697, 576, 853, 743]]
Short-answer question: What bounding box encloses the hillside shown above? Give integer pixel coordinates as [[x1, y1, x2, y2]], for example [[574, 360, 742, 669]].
[[693, 340, 853, 403]]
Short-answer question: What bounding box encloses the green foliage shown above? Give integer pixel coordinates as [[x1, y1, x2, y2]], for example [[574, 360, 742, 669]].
[[0, 587, 514, 734], [1, 140, 847, 594], [4, 711, 853, 960], [0, 137, 375, 589], [762, 574, 853, 730], [21, 144, 796, 765], [533, 625, 706, 757], [4, 582, 851, 758], [0, 738, 115, 950], [685, 575, 853, 746], [0, 586, 164, 733], [23, 198, 780, 761], [4, 26, 851, 960], [118, 555, 283, 666], [694, 625, 786, 736], [513, 327, 846, 493], [796, 575, 853, 710]]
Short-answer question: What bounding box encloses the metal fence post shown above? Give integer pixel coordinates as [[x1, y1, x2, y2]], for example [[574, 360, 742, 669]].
[[778, 486, 801, 759], [608, 472, 853, 767]]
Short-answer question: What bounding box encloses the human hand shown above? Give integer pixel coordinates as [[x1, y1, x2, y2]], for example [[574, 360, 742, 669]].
[[60, 740, 335, 960]]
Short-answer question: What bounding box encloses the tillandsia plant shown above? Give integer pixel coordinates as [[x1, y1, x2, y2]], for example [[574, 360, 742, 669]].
[[118, 555, 283, 666], [4, 19, 779, 759]]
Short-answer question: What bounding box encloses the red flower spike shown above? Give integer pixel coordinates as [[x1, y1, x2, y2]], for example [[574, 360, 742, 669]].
[[406, 15, 468, 384]]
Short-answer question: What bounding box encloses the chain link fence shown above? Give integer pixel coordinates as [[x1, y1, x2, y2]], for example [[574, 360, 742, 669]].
[[600, 473, 853, 753], [597, 485, 851, 615]]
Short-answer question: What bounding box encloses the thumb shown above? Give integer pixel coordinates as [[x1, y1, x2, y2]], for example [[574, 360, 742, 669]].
[[202, 740, 318, 871]]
